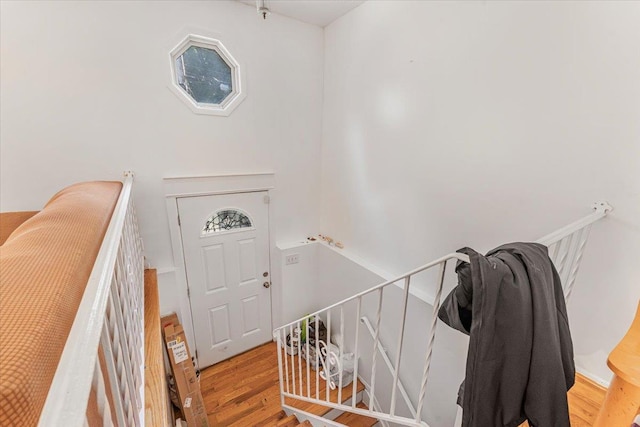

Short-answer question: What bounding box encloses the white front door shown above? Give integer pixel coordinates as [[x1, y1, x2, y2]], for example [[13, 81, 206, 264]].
[[177, 191, 272, 368]]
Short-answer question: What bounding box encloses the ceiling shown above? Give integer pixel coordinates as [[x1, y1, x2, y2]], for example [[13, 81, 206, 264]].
[[237, 0, 366, 27]]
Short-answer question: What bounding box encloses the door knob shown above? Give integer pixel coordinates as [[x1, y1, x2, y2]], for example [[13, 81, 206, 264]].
[[263, 282, 271, 289]]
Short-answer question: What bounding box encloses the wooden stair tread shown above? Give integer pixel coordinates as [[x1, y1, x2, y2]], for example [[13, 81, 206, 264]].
[[275, 414, 299, 427], [295, 422, 312, 427], [334, 402, 378, 427], [282, 353, 365, 417], [250, 409, 289, 426]]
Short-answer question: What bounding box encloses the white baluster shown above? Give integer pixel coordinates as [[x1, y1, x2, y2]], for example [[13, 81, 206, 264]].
[[370, 288, 383, 412], [289, 324, 296, 396], [326, 310, 331, 403], [352, 297, 361, 409], [565, 225, 591, 300], [100, 322, 127, 426], [297, 321, 303, 396], [92, 356, 113, 426], [305, 317, 311, 398], [110, 275, 138, 423], [315, 315, 320, 399], [416, 261, 447, 422], [338, 306, 344, 404], [390, 276, 411, 416], [276, 331, 285, 407], [283, 329, 290, 394], [555, 235, 572, 286]]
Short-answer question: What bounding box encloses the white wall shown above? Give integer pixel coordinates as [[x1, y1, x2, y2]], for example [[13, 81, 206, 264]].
[[321, 0, 640, 387], [278, 240, 320, 326], [3, 0, 640, 421], [0, 0, 324, 314]]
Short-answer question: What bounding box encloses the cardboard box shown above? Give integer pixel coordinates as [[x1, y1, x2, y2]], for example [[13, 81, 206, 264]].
[[161, 312, 180, 332], [163, 319, 209, 427]]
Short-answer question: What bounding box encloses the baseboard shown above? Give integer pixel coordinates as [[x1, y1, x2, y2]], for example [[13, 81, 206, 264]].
[[576, 368, 611, 389]]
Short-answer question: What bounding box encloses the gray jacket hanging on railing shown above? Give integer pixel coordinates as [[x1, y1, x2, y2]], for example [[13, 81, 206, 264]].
[[438, 242, 575, 427]]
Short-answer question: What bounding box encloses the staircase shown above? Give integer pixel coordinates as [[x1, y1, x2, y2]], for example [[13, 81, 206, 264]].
[[198, 341, 609, 426], [199, 342, 378, 426], [273, 202, 613, 427], [195, 202, 612, 426]]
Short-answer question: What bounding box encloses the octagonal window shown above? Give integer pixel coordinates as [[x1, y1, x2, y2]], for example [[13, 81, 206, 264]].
[[175, 46, 232, 105], [169, 35, 245, 116]]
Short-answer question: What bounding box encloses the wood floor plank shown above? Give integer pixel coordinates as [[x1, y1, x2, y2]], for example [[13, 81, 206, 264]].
[[334, 402, 378, 427], [274, 415, 299, 427], [199, 341, 372, 426], [568, 374, 607, 426], [144, 269, 171, 427], [201, 342, 289, 426]]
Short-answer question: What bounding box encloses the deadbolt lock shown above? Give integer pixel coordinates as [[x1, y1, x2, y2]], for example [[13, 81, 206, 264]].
[[263, 282, 271, 289], [263, 271, 269, 277]]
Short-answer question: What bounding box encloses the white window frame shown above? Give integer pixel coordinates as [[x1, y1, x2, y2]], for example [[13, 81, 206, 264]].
[[169, 34, 246, 116]]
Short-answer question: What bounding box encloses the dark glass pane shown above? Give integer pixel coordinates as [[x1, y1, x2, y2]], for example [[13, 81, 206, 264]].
[[177, 46, 233, 105], [204, 210, 252, 233]]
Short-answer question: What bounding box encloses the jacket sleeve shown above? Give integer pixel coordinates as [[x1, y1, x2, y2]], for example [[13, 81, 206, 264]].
[[437, 248, 476, 334]]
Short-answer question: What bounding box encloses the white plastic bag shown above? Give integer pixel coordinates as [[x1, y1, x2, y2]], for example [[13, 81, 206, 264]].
[[320, 350, 355, 389]]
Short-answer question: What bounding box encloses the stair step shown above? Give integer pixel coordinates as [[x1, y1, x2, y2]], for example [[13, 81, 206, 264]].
[[295, 422, 313, 427], [252, 410, 289, 426], [284, 354, 366, 418], [285, 381, 366, 418], [334, 402, 378, 427], [276, 414, 300, 427]]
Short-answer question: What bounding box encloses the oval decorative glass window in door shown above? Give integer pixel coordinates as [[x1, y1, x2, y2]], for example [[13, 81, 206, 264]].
[[203, 209, 252, 234]]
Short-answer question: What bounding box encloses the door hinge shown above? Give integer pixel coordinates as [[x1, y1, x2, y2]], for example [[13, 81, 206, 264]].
[[177, 214, 181, 226], [195, 349, 198, 359], [187, 287, 190, 298], [263, 195, 270, 204]]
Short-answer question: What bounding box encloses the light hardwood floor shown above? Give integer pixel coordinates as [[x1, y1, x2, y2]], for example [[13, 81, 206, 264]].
[[199, 342, 376, 426], [567, 374, 607, 426], [199, 341, 606, 426]]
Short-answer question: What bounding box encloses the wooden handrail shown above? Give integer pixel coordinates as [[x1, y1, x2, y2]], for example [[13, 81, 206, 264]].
[[593, 301, 640, 426]]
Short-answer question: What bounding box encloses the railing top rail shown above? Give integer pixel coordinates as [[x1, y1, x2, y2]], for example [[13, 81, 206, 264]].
[[38, 172, 135, 426], [274, 201, 612, 334], [273, 252, 469, 332], [536, 201, 612, 247]]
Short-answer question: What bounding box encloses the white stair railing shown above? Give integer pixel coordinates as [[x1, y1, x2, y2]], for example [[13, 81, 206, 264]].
[[39, 172, 144, 427], [539, 201, 612, 299], [360, 316, 417, 419], [273, 201, 612, 427]]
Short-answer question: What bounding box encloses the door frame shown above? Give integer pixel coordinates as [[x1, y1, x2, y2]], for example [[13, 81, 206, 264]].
[[163, 173, 277, 367]]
